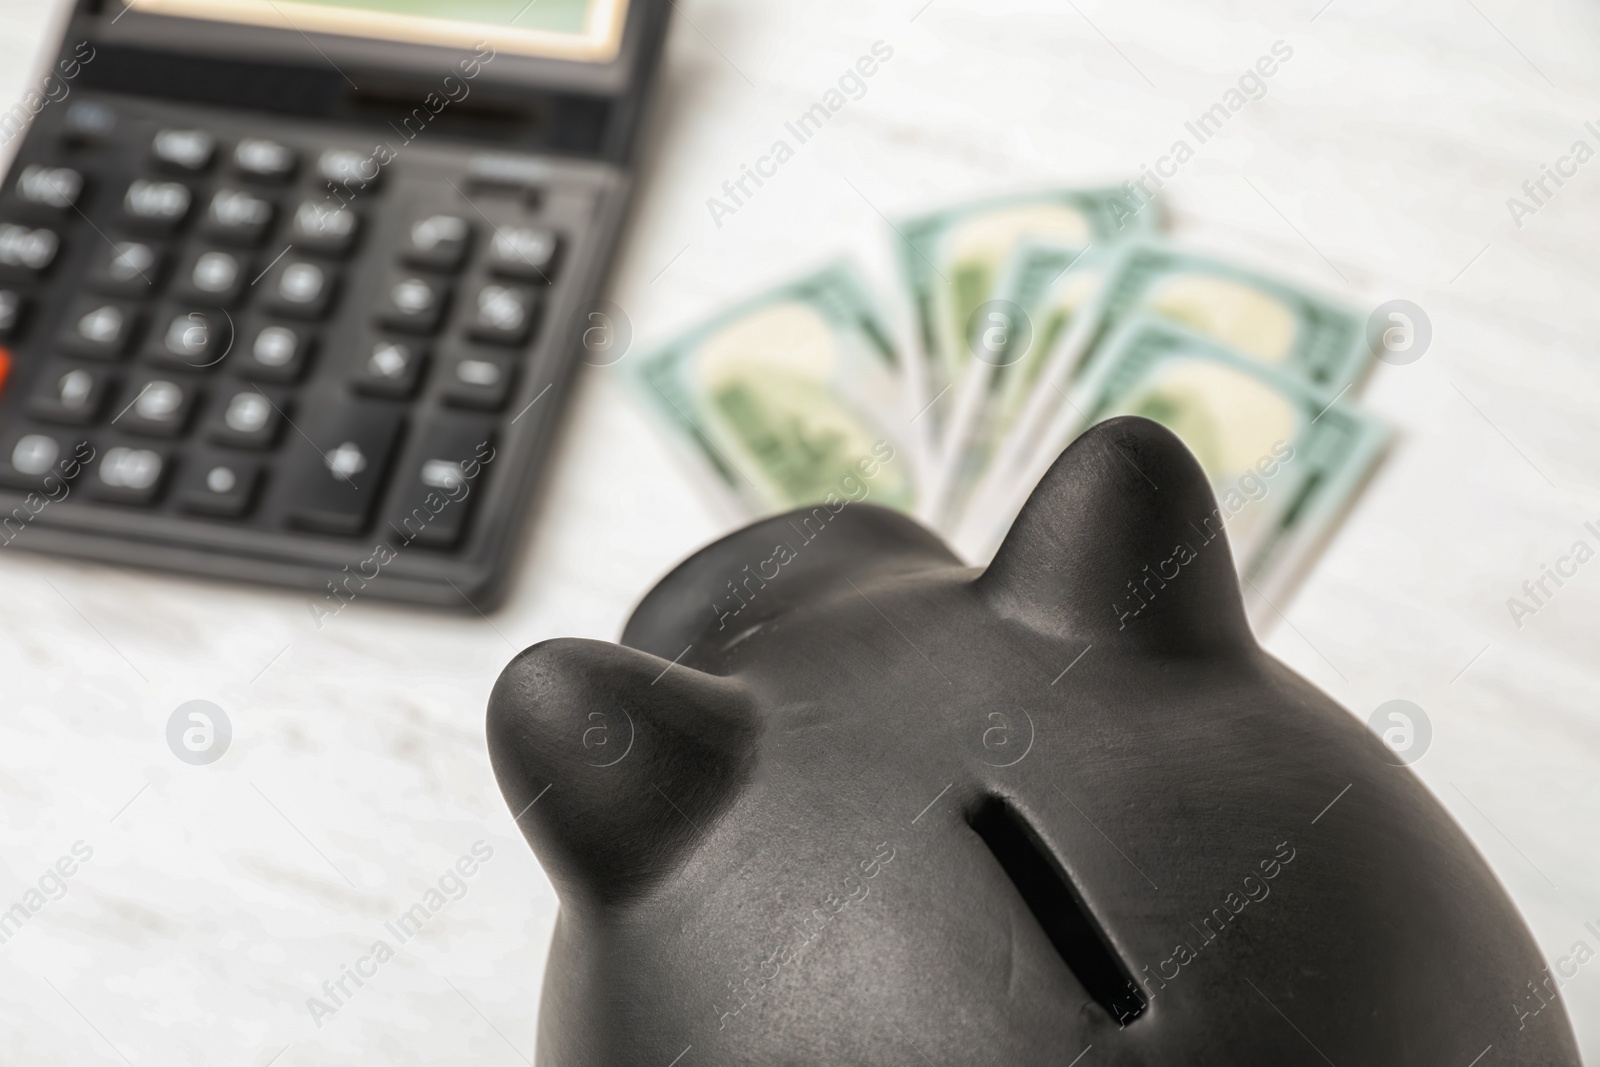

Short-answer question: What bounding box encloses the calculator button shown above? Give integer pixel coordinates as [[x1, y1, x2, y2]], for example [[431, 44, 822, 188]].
[[466, 283, 538, 346], [57, 297, 141, 359], [351, 338, 427, 400], [122, 179, 193, 232], [387, 416, 495, 549], [15, 165, 84, 211], [145, 308, 232, 370], [317, 148, 381, 191], [116, 375, 198, 438], [177, 455, 263, 517], [440, 351, 514, 410], [232, 138, 297, 183], [403, 214, 472, 271], [151, 128, 216, 172], [87, 239, 165, 297], [258, 258, 337, 319], [283, 401, 404, 535], [201, 188, 275, 246], [62, 101, 117, 143], [0, 346, 10, 394], [9, 433, 61, 478], [173, 248, 248, 305], [375, 273, 450, 334], [236, 321, 314, 382], [88, 445, 169, 505], [0, 290, 27, 340], [487, 226, 559, 281], [29, 363, 113, 424], [0, 429, 90, 491], [0, 223, 60, 279], [205, 387, 285, 449], [287, 199, 359, 257]]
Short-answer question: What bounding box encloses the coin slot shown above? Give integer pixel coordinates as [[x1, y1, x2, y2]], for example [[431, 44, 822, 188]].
[[968, 795, 1146, 1024]]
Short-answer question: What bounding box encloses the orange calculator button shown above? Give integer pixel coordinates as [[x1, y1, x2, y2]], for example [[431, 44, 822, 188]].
[[0, 347, 11, 397]]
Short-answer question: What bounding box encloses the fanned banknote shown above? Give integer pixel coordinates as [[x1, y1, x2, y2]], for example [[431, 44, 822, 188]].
[[895, 189, 1157, 439], [959, 240, 1375, 543], [932, 239, 1111, 525], [951, 314, 1390, 624], [628, 263, 919, 516], [622, 195, 1393, 628]]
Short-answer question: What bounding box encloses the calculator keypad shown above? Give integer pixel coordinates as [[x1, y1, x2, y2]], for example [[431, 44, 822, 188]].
[[201, 188, 275, 245], [88, 444, 169, 504], [87, 239, 165, 296], [15, 165, 85, 211], [403, 214, 472, 271], [121, 179, 193, 231], [145, 307, 231, 369], [487, 225, 559, 280], [353, 337, 428, 400], [62, 101, 117, 144], [118, 375, 198, 437], [440, 351, 515, 411], [232, 139, 296, 183], [177, 454, 262, 515], [387, 414, 495, 549], [0, 223, 61, 277], [57, 297, 140, 358], [0, 428, 84, 489], [172, 247, 248, 305], [260, 257, 338, 319], [151, 128, 217, 172], [0, 95, 591, 601], [467, 283, 538, 346], [205, 387, 286, 450], [316, 148, 380, 190], [285, 400, 404, 534], [376, 273, 450, 334], [288, 199, 359, 256], [0, 289, 27, 338], [30, 362, 112, 423], [235, 320, 314, 382]]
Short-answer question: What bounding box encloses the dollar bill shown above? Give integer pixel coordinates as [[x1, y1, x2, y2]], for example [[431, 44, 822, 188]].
[[931, 239, 1111, 525], [959, 240, 1376, 542], [627, 262, 919, 517], [951, 314, 1390, 626], [895, 189, 1157, 438]]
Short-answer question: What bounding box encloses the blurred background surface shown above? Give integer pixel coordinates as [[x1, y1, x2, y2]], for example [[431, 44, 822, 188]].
[[2, 0, 1599, 1063]]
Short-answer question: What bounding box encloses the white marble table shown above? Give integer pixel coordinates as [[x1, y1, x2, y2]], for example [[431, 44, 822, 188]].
[[3, 0, 1599, 1063]]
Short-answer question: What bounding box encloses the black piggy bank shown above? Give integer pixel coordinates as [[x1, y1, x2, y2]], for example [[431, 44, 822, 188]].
[[488, 416, 1579, 1066]]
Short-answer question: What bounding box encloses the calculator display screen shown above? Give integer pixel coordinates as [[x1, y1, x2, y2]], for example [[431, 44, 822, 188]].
[[118, 0, 631, 62]]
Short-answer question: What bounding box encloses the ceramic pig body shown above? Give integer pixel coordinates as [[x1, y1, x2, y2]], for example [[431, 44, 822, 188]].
[[488, 416, 1579, 1066]]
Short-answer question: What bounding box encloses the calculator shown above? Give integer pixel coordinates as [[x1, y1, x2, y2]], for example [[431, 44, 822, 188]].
[[0, 0, 666, 609]]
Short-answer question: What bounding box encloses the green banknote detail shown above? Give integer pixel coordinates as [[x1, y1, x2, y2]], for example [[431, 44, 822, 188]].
[[955, 238, 1378, 551], [1068, 313, 1390, 588], [895, 188, 1157, 429], [936, 239, 1110, 524], [1071, 240, 1373, 392], [629, 262, 917, 515]]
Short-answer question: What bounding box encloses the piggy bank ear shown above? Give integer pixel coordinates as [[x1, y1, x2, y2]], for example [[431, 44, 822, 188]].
[[978, 416, 1253, 653], [487, 638, 758, 906], [623, 503, 960, 662]]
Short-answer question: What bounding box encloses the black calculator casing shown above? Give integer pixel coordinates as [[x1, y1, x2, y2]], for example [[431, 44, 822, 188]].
[[0, 0, 668, 610]]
